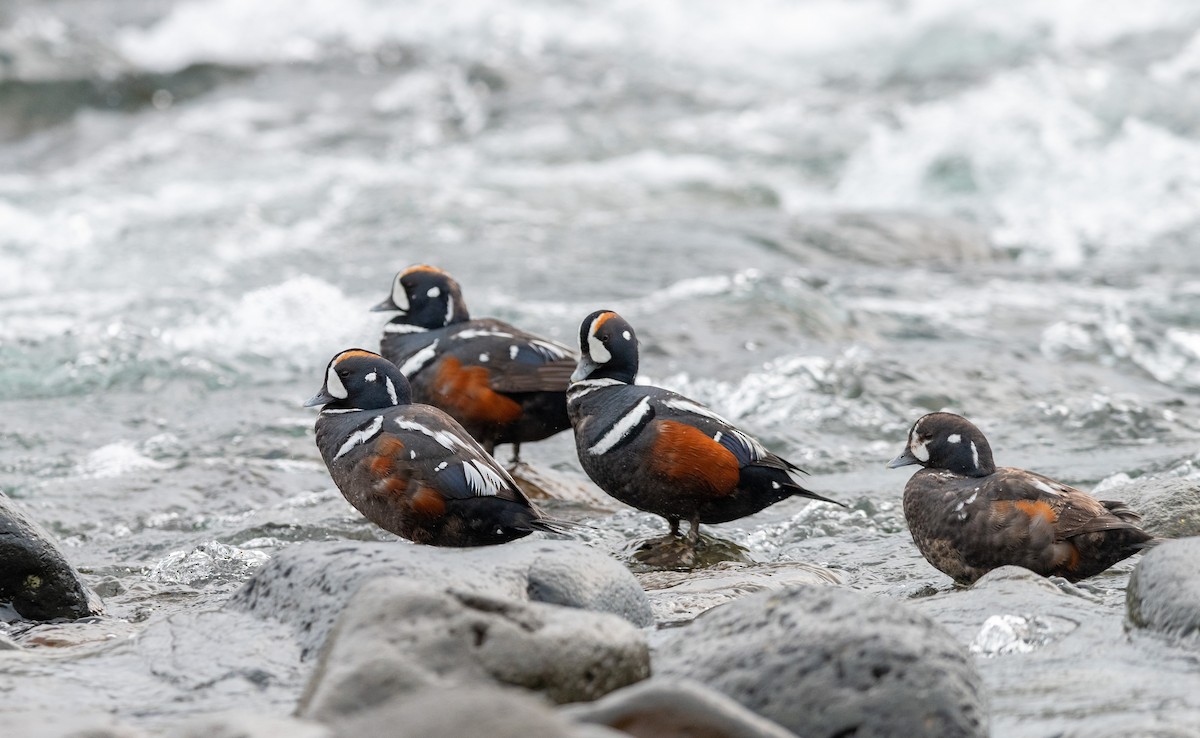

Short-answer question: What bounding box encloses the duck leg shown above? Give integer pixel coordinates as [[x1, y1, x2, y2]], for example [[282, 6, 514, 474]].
[[687, 511, 702, 548], [668, 516, 681, 537]]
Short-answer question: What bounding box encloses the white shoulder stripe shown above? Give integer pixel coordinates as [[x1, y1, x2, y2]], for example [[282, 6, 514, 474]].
[[398, 340, 439, 376], [662, 397, 731, 425], [588, 396, 652, 456], [393, 418, 462, 450], [333, 416, 384, 460]]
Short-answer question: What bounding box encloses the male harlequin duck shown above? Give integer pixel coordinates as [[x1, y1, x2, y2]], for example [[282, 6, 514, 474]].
[[372, 265, 576, 463], [889, 412, 1157, 584], [305, 349, 564, 547], [567, 309, 844, 545]]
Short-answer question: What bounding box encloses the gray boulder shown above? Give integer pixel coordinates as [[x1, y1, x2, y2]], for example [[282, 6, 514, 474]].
[[1105, 477, 1200, 539], [227, 539, 653, 658], [562, 677, 799, 738], [332, 686, 624, 738], [1127, 536, 1200, 640], [0, 491, 104, 620], [299, 577, 650, 721], [655, 584, 987, 738]]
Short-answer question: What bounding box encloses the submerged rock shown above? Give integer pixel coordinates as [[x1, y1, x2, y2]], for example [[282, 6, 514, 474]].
[[331, 686, 621, 738], [227, 539, 654, 658], [1127, 537, 1200, 641], [789, 211, 992, 266], [0, 492, 104, 620], [655, 584, 987, 738], [299, 578, 650, 721], [562, 677, 798, 738], [638, 561, 840, 624]]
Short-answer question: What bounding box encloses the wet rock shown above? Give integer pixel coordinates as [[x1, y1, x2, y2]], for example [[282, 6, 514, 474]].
[[332, 686, 622, 738], [1103, 477, 1200, 539], [299, 577, 649, 721], [0, 631, 20, 650], [627, 532, 754, 570], [228, 540, 654, 658], [0, 491, 104, 620], [562, 677, 798, 738], [655, 584, 987, 738], [789, 211, 992, 266], [638, 561, 839, 624], [509, 462, 622, 509], [166, 712, 331, 738], [1127, 537, 1200, 640]]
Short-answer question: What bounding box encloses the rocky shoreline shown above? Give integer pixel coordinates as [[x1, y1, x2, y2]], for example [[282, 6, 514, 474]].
[[4, 478, 1200, 737]]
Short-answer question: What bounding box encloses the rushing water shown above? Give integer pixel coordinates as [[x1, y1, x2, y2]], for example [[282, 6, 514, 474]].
[[3, 0, 1200, 734]]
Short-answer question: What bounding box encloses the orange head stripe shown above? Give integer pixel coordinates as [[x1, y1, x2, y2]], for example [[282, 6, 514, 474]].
[[336, 349, 379, 363], [434, 357, 522, 424], [649, 420, 740, 495], [1014, 499, 1058, 525], [410, 485, 447, 517], [402, 264, 450, 278], [592, 312, 616, 333]]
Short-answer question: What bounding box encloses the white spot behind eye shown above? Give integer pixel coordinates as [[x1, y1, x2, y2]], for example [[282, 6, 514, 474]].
[[947, 433, 961, 444], [427, 286, 440, 298], [622, 330, 631, 340], [391, 277, 410, 312], [479, 353, 489, 362], [326, 365, 348, 399], [365, 371, 378, 382]]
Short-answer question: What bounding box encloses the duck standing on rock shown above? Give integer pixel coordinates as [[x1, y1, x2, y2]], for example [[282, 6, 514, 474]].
[[372, 265, 576, 463], [889, 411, 1157, 584], [567, 309, 844, 547], [305, 349, 565, 546]]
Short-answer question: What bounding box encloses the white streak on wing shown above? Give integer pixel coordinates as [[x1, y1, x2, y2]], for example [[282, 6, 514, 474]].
[[333, 416, 384, 460], [383, 323, 428, 334], [662, 397, 731, 425], [398, 340, 439, 376], [528, 338, 571, 360], [462, 458, 507, 496], [393, 418, 457, 450], [588, 396, 652, 455], [385, 377, 398, 405], [509, 345, 519, 360], [455, 329, 515, 340], [731, 429, 768, 461], [434, 461, 448, 472], [1032, 480, 1059, 496]]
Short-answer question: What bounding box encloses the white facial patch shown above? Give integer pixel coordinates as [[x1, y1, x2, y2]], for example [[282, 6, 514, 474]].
[[391, 276, 410, 312], [947, 433, 961, 444], [326, 364, 349, 399], [909, 429, 930, 462], [587, 315, 612, 364], [427, 286, 441, 298], [385, 376, 398, 405]]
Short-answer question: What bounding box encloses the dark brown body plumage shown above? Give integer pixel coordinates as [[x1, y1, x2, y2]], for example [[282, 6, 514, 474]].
[[891, 412, 1156, 584]]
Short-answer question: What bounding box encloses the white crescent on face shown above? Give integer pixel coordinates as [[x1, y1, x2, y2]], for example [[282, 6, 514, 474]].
[[909, 425, 930, 462], [588, 315, 612, 363], [391, 275, 410, 312], [326, 363, 349, 399]]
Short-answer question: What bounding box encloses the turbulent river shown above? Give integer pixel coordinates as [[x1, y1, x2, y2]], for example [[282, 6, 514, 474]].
[[3, 0, 1200, 735]]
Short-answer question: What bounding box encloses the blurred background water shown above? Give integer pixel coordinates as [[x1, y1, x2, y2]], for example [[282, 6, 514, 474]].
[[2, 0, 1200, 732]]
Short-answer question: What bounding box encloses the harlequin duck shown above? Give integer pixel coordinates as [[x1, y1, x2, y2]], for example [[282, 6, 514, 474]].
[[567, 309, 844, 545], [889, 412, 1157, 584], [372, 265, 576, 463], [305, 349, 564, 546]]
